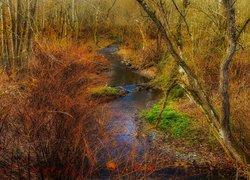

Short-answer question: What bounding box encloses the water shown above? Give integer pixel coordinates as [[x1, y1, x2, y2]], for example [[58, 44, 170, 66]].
[[99, 45, 161, 161]]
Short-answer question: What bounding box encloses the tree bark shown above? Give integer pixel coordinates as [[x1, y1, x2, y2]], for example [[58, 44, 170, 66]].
[[7, 0, 16, 69], [26, 0, 38, 65], [219, 0, 248, 167], [72, 0, 75, 23], [220, 0, 236, 142], [94, 3, 100, 46], [16, 0, 23, 67], [1, 0, 10, 71], [19, 0, 29, 67]]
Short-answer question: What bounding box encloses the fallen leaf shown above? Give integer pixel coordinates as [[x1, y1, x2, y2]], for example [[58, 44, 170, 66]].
[[106, 161, 116, 171]]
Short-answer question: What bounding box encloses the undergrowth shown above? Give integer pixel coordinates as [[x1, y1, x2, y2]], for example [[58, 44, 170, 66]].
[[142, 104, 195, 139], [0, 42, 110, 179]]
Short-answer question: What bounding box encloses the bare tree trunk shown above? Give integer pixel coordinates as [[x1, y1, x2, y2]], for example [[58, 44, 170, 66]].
[[220, 0, 236, 142], [19, 0, 29, 67], [1, 1, 4, 67], [1, 0, 10, 71], [64, 12, 68, 38], [75, 10, 80, 42], [16, 0, 22, 67], [7, 0, 16, 69], [42, 0, 45, 32], [136, 21, 147, 50], [0, 1, 4, 67], [94, 4, 100, 46], [26, 0, 38, 66], [219, 0, 247, 167], [156, 29, 163, 52], [72, 0, 75, 23]]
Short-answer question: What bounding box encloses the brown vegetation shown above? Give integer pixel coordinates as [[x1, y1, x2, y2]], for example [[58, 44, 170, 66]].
[[0, 42, 110, 179]]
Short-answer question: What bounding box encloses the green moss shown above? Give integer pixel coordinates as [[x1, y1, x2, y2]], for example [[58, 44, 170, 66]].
[[142, 104, 194, 139], [88, 85, 121, 97]]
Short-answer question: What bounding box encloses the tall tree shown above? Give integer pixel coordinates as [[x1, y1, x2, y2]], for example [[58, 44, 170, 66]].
[[1, 0, 10, 71], [26, 0, 38, 65], [16, 0, 23, 66], [7, 0, 16, 68]]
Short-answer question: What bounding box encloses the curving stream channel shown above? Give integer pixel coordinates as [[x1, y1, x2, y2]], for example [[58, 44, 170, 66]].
[[97, 44, 234, 179], [99, 44, 161, 159]]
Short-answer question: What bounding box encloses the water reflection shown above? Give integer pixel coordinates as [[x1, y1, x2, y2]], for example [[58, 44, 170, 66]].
[[101, 46, 161, 160]]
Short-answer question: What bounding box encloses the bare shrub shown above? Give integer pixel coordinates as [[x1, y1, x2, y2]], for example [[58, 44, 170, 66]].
[[0, 43, 109, 179]]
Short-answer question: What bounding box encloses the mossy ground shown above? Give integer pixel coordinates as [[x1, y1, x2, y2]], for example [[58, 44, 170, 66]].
[[88, 85, 122, 97], [142, 104, 197, 140]]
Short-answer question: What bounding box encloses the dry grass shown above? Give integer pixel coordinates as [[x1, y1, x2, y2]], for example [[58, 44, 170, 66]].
[[0, 41, 110, 179], [230, 51, 250, 154]]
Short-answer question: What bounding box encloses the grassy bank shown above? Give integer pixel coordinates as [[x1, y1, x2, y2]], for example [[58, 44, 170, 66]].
[[142, 105, 193, 139], [88, 85, 128, 100]]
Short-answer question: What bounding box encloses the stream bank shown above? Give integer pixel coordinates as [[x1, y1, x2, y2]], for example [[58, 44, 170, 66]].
[[96, 43, 236, 179]]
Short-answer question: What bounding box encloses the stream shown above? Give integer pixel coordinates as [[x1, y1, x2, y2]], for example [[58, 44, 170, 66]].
[[99, 44, 162, 161], [96, 44, 234, 179]]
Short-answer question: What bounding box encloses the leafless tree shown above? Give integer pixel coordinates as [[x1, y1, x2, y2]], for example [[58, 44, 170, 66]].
[[0, 0, 38, 71], [136, 0, 250, 172]]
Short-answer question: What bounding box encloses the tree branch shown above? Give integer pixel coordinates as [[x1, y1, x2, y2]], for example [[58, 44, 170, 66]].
[[106, 0, 117, 18], [236, 17, 250, 41], [171, 0, 191, 37]]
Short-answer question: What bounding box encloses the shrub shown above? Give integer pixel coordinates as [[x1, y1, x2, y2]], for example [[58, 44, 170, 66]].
[[0, 43, 108, 179]]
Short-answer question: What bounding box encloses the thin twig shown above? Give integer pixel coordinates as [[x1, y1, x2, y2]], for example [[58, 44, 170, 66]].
[[171, 0, 192, 37], [236, 18, 250, 41], [106, 0, 117, 18], [47, 110, 74, 119]]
